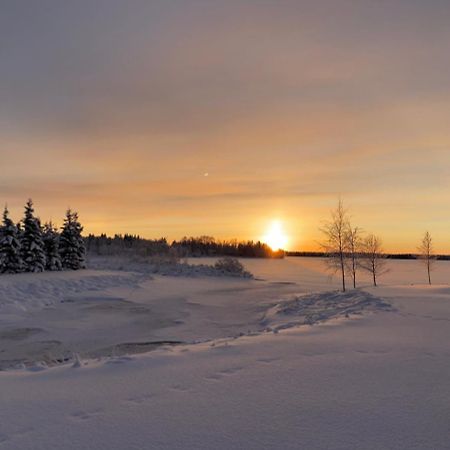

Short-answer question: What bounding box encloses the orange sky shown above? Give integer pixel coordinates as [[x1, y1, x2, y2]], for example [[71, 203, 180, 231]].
[[2, 1, 450, 252]]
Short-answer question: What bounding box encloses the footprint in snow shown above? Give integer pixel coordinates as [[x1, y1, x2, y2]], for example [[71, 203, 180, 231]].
[[219, 366, 244, 375], [69, 409, 104, 422], [125, 393, 155, 405], [204, 373, 223, 381], [169, 384, 191, 392], [205, 366, 244, 381], [256, 357, 282, 364]]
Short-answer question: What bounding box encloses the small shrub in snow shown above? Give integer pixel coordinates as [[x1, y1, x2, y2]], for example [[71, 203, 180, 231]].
[[147, 253, 180, 269], [214, 257, 251, 277], [87, 255, 253, 278]]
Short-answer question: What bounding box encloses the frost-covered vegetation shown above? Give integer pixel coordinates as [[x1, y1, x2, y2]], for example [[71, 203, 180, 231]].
[[1, 202, 259, 279], [87, 254, 253, 278], [0, 200, 85, 274], [214, 257, 252, 277]]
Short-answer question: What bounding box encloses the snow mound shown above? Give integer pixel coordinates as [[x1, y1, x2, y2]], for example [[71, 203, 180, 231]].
[[262, 290, 392, 330], [0, 271, 145, 312]]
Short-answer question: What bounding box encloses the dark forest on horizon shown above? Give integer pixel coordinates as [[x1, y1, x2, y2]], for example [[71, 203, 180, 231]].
[[85, 234, 285, 259]]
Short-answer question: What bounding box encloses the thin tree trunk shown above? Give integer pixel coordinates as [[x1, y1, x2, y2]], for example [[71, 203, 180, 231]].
[[352, 255, 356, 289], [372, 260, 377, 287], [428, 260, 431, 285], [340, 253, 346, 292]]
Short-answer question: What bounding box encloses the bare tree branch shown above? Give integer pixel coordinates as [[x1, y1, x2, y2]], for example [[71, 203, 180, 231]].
[[345, 225, 363, 289], [319, 199, 349, 292], [360, 234, 388, 287]]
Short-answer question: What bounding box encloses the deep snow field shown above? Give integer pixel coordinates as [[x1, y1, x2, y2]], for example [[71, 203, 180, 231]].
[[1, 257, 449, 449]]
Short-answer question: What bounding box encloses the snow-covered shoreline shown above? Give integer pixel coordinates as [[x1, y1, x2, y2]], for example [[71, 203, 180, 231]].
[[0, 255, 396, 371], [87, 255, 254, 278]]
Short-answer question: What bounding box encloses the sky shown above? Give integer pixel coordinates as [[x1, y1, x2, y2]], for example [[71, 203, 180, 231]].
[[1, 0, 450, 252]]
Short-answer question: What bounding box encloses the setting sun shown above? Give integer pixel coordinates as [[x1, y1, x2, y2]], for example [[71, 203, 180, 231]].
[[262, 220, 289, 251]]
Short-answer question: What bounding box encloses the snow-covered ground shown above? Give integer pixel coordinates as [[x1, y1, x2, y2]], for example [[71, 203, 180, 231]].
[[0, 257, 449, 449]]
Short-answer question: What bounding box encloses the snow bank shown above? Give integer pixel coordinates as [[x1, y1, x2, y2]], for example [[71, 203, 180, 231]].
[[87, 255, 254, 278], [0, 270, 145, 313], [262, 290, 392, 330]]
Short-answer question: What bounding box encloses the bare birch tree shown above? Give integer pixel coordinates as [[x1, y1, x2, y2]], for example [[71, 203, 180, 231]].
[[320, 199, 349, 292], [345, 225, 363, 289], [360, 234, 388, 287], [418, 231, 435, 285]]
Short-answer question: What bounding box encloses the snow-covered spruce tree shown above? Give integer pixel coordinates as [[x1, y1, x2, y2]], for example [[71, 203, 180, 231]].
[[20, 199, 46, 272], [59, 209, 86, 270], [43, 221, 62, 271], [73, 212, 86, 268], [0, 206, 24, 273]]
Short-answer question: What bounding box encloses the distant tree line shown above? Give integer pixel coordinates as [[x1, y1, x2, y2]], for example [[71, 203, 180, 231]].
[[85, 234, 170, 257], [85, 234, 285, 258], [286, 251, 450, 261], [171, 236, 284, 258], [0, 199, 86, 274]]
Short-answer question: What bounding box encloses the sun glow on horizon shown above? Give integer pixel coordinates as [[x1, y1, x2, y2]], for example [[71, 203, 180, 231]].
[[262, 220, 289, 251]]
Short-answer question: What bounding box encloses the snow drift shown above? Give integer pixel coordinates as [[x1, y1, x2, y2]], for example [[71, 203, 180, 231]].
[[262, 290, 393, 330]]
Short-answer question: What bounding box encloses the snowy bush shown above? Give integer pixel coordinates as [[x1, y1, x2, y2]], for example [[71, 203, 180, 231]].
[[214, 257, 251, 277], [87, 254, 253, 278]]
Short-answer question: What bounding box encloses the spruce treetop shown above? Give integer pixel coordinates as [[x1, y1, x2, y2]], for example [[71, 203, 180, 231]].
[[21, 198, 46, 272]]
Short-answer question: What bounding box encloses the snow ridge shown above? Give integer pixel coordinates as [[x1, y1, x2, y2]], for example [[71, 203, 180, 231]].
[[262, 290, 392, 330]]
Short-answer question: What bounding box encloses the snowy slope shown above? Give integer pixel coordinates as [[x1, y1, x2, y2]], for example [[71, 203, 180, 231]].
[[0, 270, 145, 313]]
